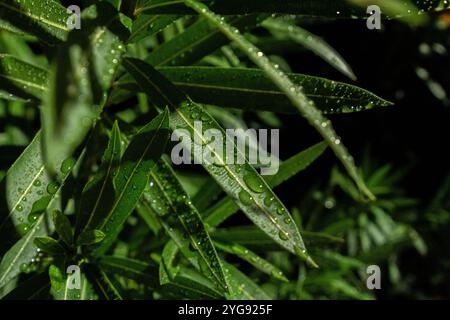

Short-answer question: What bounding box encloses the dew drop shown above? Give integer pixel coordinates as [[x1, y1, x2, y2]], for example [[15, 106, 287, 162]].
[[238, 190, 253, 206], [60, 157, 76, 174], [279, 230, 290, 241], [243, 174, 264, 193], [17, 223, 30, 236], [20, 263, 28, 273], [27, 212, 41, 224], [264, 195, 275, 207], [277, 207, 286, 215]]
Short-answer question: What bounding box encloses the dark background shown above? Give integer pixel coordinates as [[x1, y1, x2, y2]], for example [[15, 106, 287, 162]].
[[279, 17, 450, 298]]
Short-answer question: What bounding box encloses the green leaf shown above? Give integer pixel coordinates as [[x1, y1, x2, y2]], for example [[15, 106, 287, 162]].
[[159, 240, 181, 285], [33, 236, 65, 255], [129, 14, 179, 43], [0, 54, 48, 102], [214, 241, 288, 282], [76, 122, 122, 238], [135, 0, 449, 17], [122, 57, 315, 265], [222, 262, 271, 300], [0, 32, 46, 67], [77, 229, 105, 246], [0, 132, 60, 233], [262, 17, 356, 80], [0, 0, 69, 44], [265, 141, 328, 187], [205, 141, 328, 227], [162, 266, 223, 299], [117, 66, 392, 114], [0, 213, 50, 290], [147, 15, 265, 66], [213, 226, 345, 252], [141, 158, 227, 290], [52, 210, 73, 246], [112, 14, 266, 101], [91, 110, 170, 256], [192, 177, 223, 211], [2, 273, 50, 300], [99, 256, 159, 289], [0, 148, 83, 290], [49, 264, 95, 300], [85, 264, 123, 300], [186, 0, 375, 201], [40, 17, 125, 174]]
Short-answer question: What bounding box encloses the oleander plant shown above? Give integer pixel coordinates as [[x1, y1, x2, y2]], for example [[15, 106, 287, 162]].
[[0, 0, 449, 300]]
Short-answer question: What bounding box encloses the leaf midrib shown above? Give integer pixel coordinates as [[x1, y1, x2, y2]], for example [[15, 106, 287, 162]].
[[135, 0, 185, 15], [0, 74, 48, 92]]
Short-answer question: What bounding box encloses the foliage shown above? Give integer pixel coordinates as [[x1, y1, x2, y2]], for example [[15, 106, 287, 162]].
[[0, 0, 449, 300]]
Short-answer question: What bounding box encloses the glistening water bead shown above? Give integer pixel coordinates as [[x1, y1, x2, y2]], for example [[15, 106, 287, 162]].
[[243, 174, 265, 193], [47, 182, 59, 194], [238, 190, 253, 206], [60, 157, 76, 174]]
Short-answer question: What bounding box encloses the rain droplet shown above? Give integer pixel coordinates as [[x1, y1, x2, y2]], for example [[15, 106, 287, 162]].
[[238, 190, 253, 206], [243, 174, 264, 193], [60, 157, 76, 174], [264, 195, 274, 207], [279, 230, 289, 241], [17, 223, 30, 236], [47, 182, 59, 195]]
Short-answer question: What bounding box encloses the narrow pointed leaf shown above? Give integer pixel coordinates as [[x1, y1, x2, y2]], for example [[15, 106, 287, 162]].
[[2, 273, 50, 300], [113, 14, 266, 100], [0, 54, 48, 102], [117, 66, 393, 114], [0, 132, 62, 233], [162, 266, 223, 299], [122, 57, 314, 264], [33, 236, 65, 255], [0, 149, 83, 289], [0, 0, 69, 44], [213, 226, 345, 251], [77, 229, 105, 246], [146, 15, 266, 67], [215, 241, 288, 282], [262, 17, 356, 80], [52, 210, 73, 246], [41, 18, 125, 174], [129, 14, 179, 43], [91, 110, 170, 256], [222, 262, 271, 300], [135, 0, 449, 17], [85, 265, 123, 300], [76, 122, 122, 237], [141, 158, 227, 290], [159, 240, 181, 285], [99, 256, 159, 289], [49, 263, 88, 300]]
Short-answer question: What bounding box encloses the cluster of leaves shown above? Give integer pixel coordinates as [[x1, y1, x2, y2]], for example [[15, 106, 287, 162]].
[[0, 0, 448, 300]]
